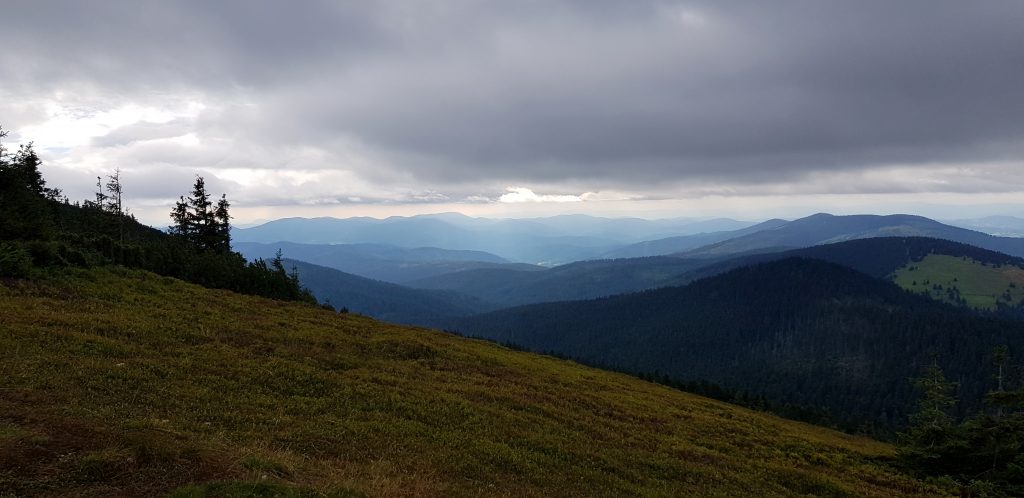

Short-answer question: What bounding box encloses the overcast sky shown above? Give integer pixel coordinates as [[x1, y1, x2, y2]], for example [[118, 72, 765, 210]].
[[2, 1, 1023, 226]]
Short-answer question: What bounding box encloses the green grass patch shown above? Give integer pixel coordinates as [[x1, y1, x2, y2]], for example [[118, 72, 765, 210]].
[[0, 268, 953, 497], [892, 254, 1024, 309]]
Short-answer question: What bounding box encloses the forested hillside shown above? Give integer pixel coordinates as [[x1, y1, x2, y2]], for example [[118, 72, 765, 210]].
[[454, 257, 1024, 433], [669, 236, 1018, 281], [286, 258, 497, 326], [407, 256, 713, 307]]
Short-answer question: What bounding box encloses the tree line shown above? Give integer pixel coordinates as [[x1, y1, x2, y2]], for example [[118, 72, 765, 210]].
[[0, 125, 314, 304]]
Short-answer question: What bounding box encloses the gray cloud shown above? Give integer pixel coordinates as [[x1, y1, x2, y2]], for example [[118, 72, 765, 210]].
[[2, 0, 1024, 216]]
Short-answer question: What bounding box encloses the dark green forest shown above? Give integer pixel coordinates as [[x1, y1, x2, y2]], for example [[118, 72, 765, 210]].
[[454, 257, 1024, 434], [0, 127, 313, 303], [454, 256, 1024, 493]]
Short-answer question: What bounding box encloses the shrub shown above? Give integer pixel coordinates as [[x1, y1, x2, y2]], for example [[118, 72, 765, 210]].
[[0, 242, 33, 278]]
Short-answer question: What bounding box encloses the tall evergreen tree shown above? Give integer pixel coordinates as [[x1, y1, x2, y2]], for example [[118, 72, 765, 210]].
[[169, 196, 191, 238], [104, 168, 123, 215], [169, 176, 232, 253], [0, 135, 54, 239], [214, 194, 231, 253], [187, 176, 215, 249], [898, 361, 965, 474], [11, 143, 46, 196]]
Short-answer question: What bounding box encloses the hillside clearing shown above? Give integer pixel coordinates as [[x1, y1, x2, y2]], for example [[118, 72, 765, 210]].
[[893, 254, 1024, 310]]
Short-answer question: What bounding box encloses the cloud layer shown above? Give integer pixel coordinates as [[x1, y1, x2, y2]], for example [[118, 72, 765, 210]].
[[2, 1, 1023, 223]]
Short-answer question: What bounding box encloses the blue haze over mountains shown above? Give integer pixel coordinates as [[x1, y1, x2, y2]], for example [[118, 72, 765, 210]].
[[232, 213, 757, 265], [233, 212, 1024, 313]]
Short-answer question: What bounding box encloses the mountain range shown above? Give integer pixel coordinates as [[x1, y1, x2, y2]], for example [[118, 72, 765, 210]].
[[270, 213, 1024, 316], [232, 213, 759, 264], [678, 213, 1024, 258], [235, 241, 539, 283]]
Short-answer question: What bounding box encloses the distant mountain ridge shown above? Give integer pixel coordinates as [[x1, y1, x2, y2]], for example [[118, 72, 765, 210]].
[[944, 215, 1024, 237], [406, 256, 713, 307], [679, 213, 1024, 258], [232, 214, 758, 264], [602, 219, 788, 258], [235, 241, 540, 283], [668, 236, 1024, 288]]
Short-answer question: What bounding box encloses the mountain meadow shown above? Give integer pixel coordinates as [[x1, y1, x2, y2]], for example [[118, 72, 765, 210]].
[[0, 267, 951, 497]]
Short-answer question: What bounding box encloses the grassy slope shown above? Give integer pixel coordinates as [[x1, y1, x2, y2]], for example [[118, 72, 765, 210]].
[[0, 268, 948, 497], [893, 254, 1024, 309]]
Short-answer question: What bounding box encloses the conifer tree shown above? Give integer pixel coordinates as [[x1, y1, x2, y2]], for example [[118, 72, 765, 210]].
[[11, 143, 46, 196], [168, 176, 232, 253], [104, 168, 123, 215], [0, 133, 54, 239], [187, 176, 214, 249], [214, 194, 231, 253], [169, 196, 191, 238], [898, 360, 964, 474]]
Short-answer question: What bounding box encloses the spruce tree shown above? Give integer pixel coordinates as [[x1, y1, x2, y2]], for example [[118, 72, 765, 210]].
[[11, 143, 46, 196], [168, 176, 232, 253], [214, 194, 231, 253], [169, 196, 191, 238], [898, 360, 964, 474], [104, 168, 123, 215], [0, 134, 54, 239], [187, 176, 214, 249]]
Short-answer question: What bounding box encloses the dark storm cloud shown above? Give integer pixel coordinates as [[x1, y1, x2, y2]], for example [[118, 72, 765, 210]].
[[2, 0, 1024, 195]]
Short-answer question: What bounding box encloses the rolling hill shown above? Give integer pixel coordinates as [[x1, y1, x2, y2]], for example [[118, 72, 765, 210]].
[[285, 258, 497, 326], [669, 236, 1024, 284], [453, 257, 1024, 431], [666, 237, 1024, 315], [0, 268, 948, 497], [679, 213, 1024, 258], [235, 241, 538, 283], [602, 219, 788, 259], [407, 256, 715, 308]]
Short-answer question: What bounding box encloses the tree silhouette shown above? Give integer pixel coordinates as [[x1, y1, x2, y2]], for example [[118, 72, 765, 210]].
[[170, 176, 232, 253]]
